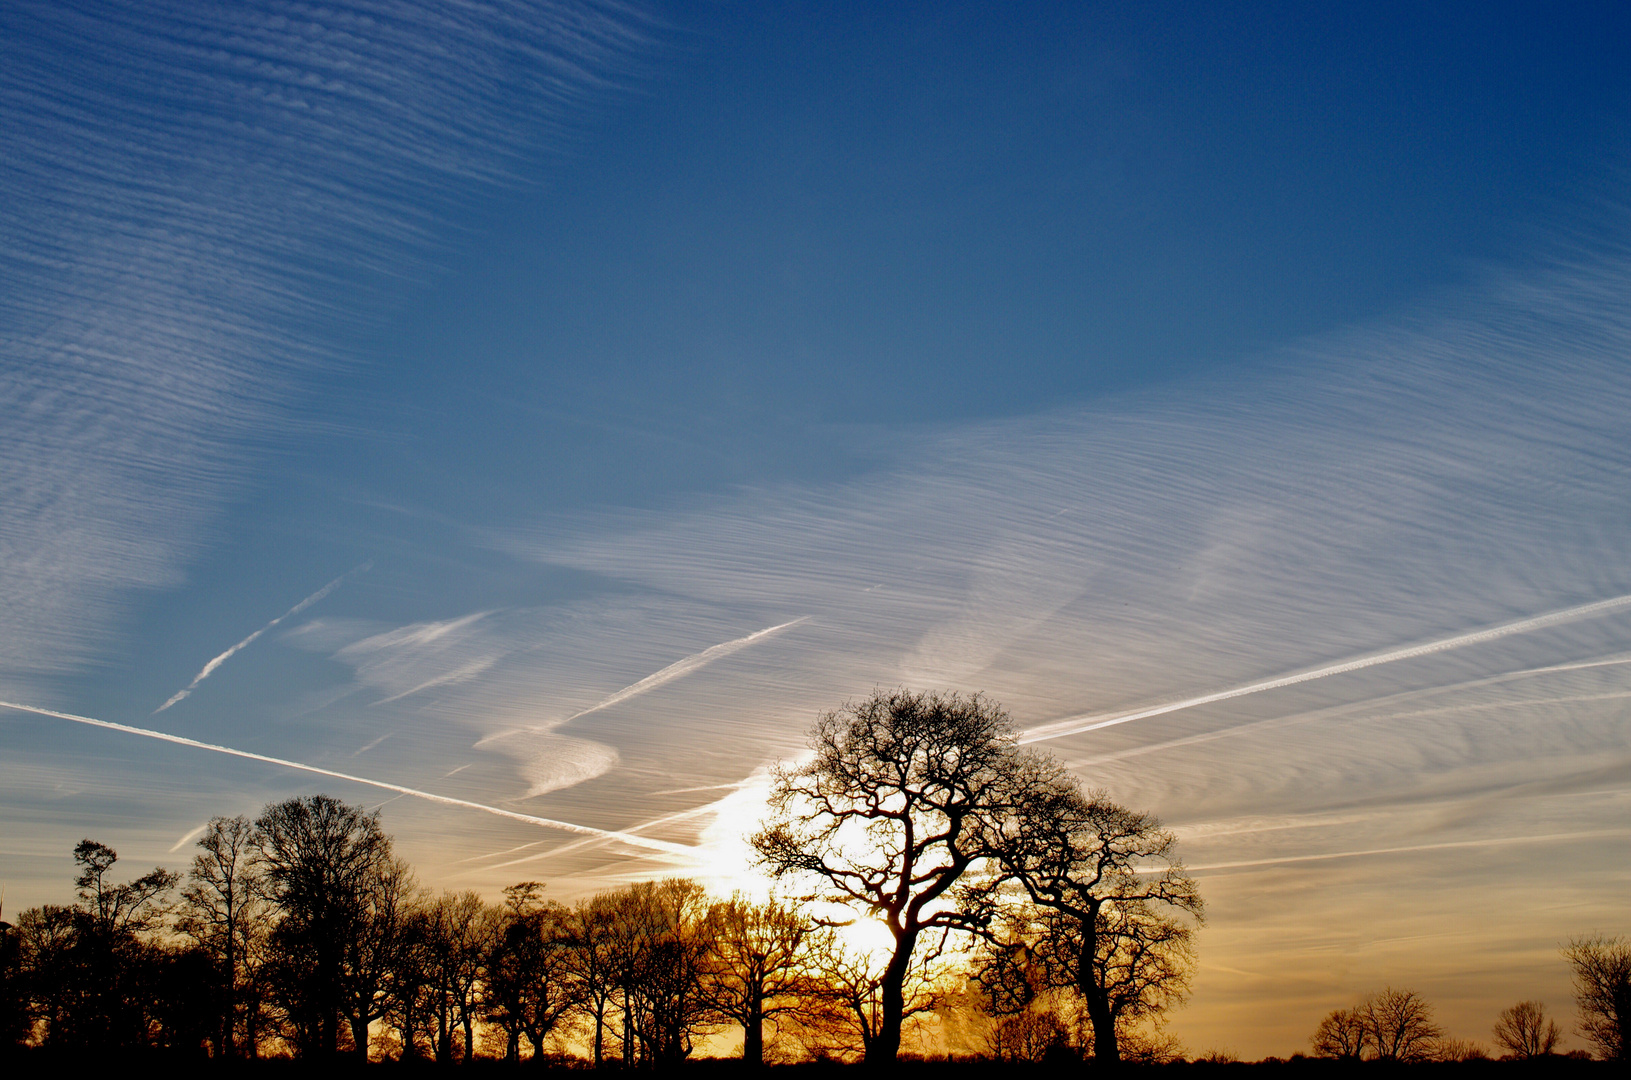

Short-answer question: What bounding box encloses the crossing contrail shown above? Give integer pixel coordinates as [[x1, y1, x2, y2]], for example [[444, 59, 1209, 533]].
[[477, 616, 810, 748], [1019, 591, 1631, 743], [0, 700, 693, 857], [156, 564, 369, 713]]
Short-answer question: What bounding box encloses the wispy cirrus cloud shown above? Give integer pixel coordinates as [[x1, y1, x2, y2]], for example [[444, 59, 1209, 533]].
[[0, 0, 651, 696]]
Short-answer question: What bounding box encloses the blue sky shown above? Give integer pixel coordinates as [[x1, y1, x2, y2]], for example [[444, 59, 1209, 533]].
[[4, 0, 1631, 1057]]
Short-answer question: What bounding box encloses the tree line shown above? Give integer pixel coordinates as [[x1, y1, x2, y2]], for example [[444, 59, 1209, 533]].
[[1309, 956, 1631, 1066], [2, 688, 1625, 1065]]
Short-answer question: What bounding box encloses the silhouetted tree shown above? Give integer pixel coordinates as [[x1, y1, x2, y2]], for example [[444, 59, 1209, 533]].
[[339, 855, 416, 1060], [421, 890, 497, 1064], [1362, 988, 1442, 1062], [254, 794, 394, 1059], [572, 891, 625, 1067], [177, 815, 272, 1057], [1493, 1000, 1560, 1059], [11, 905, 75, 1046], [478, 882, 582, 1064], [704, 893, 819, 1065], [752, 689, 1019, 1064], [795, 927, 940, 1061], [0, 903, 28, 1051], [609, 879, 716, 1067], [49, 839, 178, 1050], [384, 902, 439, 1060], [989, 760, 1202, 1067], [1311, 1006, 1370, 1059], [1565, 935, 1631, 1062]]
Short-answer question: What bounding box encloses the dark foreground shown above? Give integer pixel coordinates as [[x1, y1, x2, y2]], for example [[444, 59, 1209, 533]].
[[0, 1053, 1619, 1078]]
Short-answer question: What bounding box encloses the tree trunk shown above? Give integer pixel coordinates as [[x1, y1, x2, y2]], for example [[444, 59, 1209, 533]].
[[593, 1002, 605, 1066], [868, 928, 918, 1065], [743, 999, 764, 1066], [462, 1003, 477, 1064], [351, 1011, 371, 1061], [437, 1000, 454, 1065], [1078, 921, 1119, 1067]]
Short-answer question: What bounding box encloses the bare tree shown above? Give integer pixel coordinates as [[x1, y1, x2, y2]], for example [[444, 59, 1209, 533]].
[[989, 759, 1202, 1067], [1311, 1006, 1370, 1059], [1565, 935, 1631, 1062], [751, 689, 1019, 1064], [704, 893, 820, 1064], [177, 815, 272, 1057], [795, 927, 941, 1061], [614, 879, 716, 1067], [571, 892, 624, 1066], [254, 794, 394, 1059], [484, 882, 584, 1063], [341, 855, 416, 1060], [1362, 988, 1442, 1062], [1492, 1000, 1560, 1059], [423, 890, 498, 1064], [60, 840, 178, 1050]]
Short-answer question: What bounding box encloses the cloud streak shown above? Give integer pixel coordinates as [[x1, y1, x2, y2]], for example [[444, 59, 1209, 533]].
[[0, 699, 692, 857], [0, 1, 650, 693], [564, 617, 811, 723], [1017, 591, 1631, 743], [156, 566, 363, 712]]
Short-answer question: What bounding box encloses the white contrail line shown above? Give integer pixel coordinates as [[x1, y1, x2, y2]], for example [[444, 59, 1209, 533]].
[[463, 799, 727, 875], [168, 823, 208, 853], [1182, 828, 1630, 873], [370, 657, 496, 707], [475, 617, 810, 747], [1067, 654, 1631, 768], [156, 564, 369, 713], [566, 617, 810, 722], [0, 700, 693, 857], [1019, 592, 1631, 744]]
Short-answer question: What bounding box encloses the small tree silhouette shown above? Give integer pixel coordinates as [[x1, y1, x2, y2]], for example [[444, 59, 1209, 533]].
[[1362, 988, 1442, 1062], [1311, 1006, 1370, 1059], [1492, 1000, 1560, 1058], [1565, 935, 1631, 1062]]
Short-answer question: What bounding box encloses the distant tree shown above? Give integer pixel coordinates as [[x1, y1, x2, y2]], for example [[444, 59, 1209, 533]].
[[340, 855, 416, 1060], [1434, 1037, 1489, 1062], [571, 892, 625, 1066], [254, 794, 394, 1059], [0, 902, 29, 1050], [423, 890, 497, 1064], [483, 882, 583, 1063], [614, 878, 716, 1067], [11, 905, 75, 1046], [752, 689, 1020, 1064], [384, 902, 438, 1060], [1311, 1006, 1370, 1060], [177, 815, 272, 1057], [1565, 935, 1631, 1061], [981, 1007, 1072, 1064], [58, 839, 177, 1050], [703, 893, 820, 1065], [1362, 988, 1442, 1063], [795, 927, 941, 1061], [988, 758, 1202, 1068], [1493, 1000, 1560, 1059]]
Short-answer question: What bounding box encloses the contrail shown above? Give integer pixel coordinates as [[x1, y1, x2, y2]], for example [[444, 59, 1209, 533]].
[[1066, 654, 1631, 768], [567, 617, 810, 722], [156, 564, 369, 713], [1181, 828, 1630, 873], [0, 700, 693, 857], [476, 617, 809, 747], [1020, 592, 1631, 743]]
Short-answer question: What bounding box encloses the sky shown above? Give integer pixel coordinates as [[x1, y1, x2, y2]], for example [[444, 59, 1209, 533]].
[[3, 0, 1631, 1059]]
